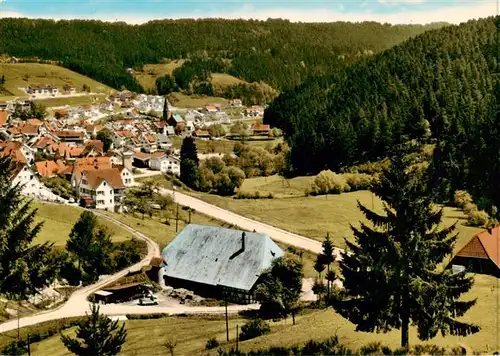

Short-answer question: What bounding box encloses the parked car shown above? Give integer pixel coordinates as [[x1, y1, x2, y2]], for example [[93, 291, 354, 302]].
[[138, 295, 158, 306]]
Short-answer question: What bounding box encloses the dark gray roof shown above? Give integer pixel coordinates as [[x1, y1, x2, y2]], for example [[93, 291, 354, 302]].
[[161, 224, 284, 291]]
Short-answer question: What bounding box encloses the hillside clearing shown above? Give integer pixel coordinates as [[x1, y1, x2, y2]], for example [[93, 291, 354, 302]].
[[168, 92, 229, 108], [27, 273, 500, 354], [194, 189, 483, 251], [210, 73, 246, 89], [0, 63, 112, 97], [35, 94, 108, 108], [133, 61, 185, 90]]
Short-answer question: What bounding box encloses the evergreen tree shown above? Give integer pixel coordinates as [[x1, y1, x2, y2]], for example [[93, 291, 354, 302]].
[[320, 233, 335, 298], [333, 144, 479, 348], [180, 136, 199, 188], [61, 303, 127, 356], [0, 156, 57, 299]]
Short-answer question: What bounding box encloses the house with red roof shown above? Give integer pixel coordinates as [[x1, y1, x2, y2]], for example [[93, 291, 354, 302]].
[[451, 226, 500, 276]]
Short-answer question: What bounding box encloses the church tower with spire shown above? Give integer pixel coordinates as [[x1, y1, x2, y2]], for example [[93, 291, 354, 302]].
[[162, 96, 171, 122]]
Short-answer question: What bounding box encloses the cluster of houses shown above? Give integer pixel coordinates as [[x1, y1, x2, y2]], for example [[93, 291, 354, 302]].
[[24, 83, 77, 98], [0, 89, 269, 212]]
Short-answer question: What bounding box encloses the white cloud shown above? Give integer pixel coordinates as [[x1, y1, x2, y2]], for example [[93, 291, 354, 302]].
[[0, 1, 496, 25]]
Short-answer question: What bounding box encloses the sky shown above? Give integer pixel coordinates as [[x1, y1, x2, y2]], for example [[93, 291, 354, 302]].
[[0, 0, 497, 25]]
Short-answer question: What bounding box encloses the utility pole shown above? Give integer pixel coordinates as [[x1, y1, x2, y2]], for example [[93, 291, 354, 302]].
[[236, 325, 239, 351], [175, 202, 179, 232], [225, 297, 229, 342]]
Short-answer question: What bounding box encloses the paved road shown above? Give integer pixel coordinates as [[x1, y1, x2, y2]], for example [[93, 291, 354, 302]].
[[0, 184, 339, 333], [161, 188, 333, 255], [0, 210, 162, 334]]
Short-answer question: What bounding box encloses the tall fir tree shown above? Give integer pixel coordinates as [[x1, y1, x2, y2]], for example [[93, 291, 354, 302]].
[[0, 156, 57, 299], [333, 144, 479, 348], [162, 97, 171, 122], [180, 136, 199, 188], [61, 304, 127, 356]]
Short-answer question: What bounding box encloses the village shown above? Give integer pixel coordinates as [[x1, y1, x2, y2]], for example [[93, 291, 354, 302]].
[[0, 88, 270, 212]]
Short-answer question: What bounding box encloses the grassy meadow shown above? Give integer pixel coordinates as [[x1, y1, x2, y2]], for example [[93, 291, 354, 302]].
[[133, 61, 186, 90], [32, 202, 133, 246], [0, 63, 111, 98], [194, 176, 483, 252], [168, 92, 229, 108], [36, 94, 108, 108], [26, 273, 500, 355]]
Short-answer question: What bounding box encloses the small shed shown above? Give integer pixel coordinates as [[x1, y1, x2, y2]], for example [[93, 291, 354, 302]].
[[94, 282, 150, 304], [450, 226, 500, 277]]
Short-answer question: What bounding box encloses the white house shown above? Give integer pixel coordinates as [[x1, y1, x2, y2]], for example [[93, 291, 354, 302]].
[[149, 155, 180, 176], [76, 167, 133, 212], [27, 85, 59, 97], [11, 164, 42, 196]]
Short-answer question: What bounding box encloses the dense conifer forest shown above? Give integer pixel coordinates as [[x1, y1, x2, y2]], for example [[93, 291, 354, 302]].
[[264, 16, 499, 210], [0, 18, 444, 92]]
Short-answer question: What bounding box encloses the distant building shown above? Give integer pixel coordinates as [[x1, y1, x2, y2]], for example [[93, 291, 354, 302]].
[[451, 226, 500, 277], [27, 85, 59, 96], [251, 122, 271, 136], [230, 99, 243, 107], [161, 224, 284, 303], [149, 154, 180, 176]]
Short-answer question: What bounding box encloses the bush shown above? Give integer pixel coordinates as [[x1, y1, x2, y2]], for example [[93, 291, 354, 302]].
[[309, 170, 350, 195], [454, 190, 473, 209], [235, 191, 274, 199], [343, 173, 374, 191], [454, 190, 490, 227], [205, 337, 219, 350], [239, 318, 271, 341], [467, 208, 490, 227], [125, 313, 168, 320]]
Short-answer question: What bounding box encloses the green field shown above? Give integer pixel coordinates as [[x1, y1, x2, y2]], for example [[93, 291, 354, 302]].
[[0, 63, 112, 98], [168, 92, 229, 109], [24, 273, 500, 355], [32, 202, 133, 246], [36, 94, 108, 108], [210, 72, 246, 89], [133, 61, 185, 90], [194, 188, 483, 251]]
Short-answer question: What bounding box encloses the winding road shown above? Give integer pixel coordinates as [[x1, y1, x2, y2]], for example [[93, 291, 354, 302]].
[[0, 183, 337, 334]]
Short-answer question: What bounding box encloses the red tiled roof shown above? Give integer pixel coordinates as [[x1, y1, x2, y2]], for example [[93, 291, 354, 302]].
[[115, 130, 136, 138], [252, 122, 270, 131], [54, 131, 84, 139], [456, 226, 500, 268], [35, 160, 67, 177], [21, 125, 39, 136], [0, 141, 27, 164], [85, 140, 104, 155], [27, 119, 43, 126], [0, 111, 8, 126], [32, 137, 55, 149], [82, 167, 126, 189]]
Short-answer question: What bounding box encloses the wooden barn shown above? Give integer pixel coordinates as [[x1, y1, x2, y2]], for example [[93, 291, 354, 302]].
[[161, 224, 284, 304], [450, 226, 500, 277]]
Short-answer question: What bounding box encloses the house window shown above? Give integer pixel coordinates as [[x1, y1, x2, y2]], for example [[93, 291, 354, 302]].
[[103, 182, 106, 186], [110, 199, 112, 203]]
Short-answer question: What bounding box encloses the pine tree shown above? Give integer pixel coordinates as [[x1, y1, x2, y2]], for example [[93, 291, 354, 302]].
[[61, 304, 127, 356], [333, 144, 479, 348], [162, 97, 171, 122], [0, 156, 56, 299], [320, 233, 335, 298], [180, 136, 199, 188]]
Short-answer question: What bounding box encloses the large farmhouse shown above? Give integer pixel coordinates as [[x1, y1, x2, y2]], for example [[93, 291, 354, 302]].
[[451, 226, 500, 277], [161, 224, 284, 304]]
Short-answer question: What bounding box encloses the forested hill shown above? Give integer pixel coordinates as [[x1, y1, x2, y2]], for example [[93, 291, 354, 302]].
[[264, 16, 498, 207], [0, 18, 445, 92]]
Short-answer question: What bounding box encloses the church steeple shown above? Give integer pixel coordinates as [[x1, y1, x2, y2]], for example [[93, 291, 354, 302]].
[[162, 97, 171, 122]]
